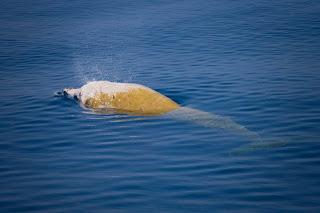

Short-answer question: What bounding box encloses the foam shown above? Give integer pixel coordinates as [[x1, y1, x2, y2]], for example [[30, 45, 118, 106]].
[[77, 81, 149, 105]]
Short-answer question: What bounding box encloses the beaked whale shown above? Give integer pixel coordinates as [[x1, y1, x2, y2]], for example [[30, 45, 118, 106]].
[[63, 81, 264, 145]]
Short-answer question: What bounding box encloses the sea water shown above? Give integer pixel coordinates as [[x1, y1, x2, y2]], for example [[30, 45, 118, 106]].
[[0, 0, 320, 212]]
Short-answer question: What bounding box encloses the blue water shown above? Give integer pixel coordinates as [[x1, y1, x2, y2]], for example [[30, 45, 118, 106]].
[[1, 0, 320, 212]]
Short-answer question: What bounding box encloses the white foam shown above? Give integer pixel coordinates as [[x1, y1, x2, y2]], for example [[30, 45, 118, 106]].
[[75, 81, 149, 104]]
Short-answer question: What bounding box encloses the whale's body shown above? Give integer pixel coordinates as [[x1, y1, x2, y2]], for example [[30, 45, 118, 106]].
[[64, 80, 262, 140], [64, 81, 180, 115], [64, 81, 278, 150]]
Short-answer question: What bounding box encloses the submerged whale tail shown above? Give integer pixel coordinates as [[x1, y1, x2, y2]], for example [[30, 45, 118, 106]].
[[167, 107, 262, 143], [166, 107, 288, 153]]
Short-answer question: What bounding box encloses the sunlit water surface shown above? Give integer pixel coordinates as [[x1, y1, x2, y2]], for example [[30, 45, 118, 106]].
[[1, 0, 320, 212]]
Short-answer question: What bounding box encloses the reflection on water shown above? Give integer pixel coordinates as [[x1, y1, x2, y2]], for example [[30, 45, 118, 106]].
[[1, 0, 320, 212]]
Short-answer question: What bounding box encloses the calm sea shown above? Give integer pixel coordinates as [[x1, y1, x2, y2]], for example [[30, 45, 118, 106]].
[[1, 0, 320, 212]]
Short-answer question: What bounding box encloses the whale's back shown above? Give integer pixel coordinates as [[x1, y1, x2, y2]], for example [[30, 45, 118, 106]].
[[75, 81, 180, 115]]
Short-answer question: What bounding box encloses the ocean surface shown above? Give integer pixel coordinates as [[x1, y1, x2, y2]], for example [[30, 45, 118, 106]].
[[1, 0, 320, 212]]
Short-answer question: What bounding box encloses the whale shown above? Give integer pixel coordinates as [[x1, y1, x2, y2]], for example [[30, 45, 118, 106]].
[[63, 80, 266, 145], [63, 81, 259, 136]]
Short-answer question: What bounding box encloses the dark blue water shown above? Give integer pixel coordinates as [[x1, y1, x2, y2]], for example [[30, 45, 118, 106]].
[[1, 0, 320, 212]]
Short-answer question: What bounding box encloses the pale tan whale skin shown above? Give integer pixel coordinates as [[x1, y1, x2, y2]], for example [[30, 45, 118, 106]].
[[64, 81, 180, 115]]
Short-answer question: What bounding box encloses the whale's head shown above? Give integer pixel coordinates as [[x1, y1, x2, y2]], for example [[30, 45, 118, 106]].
[[63, 88, 80, 101]]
